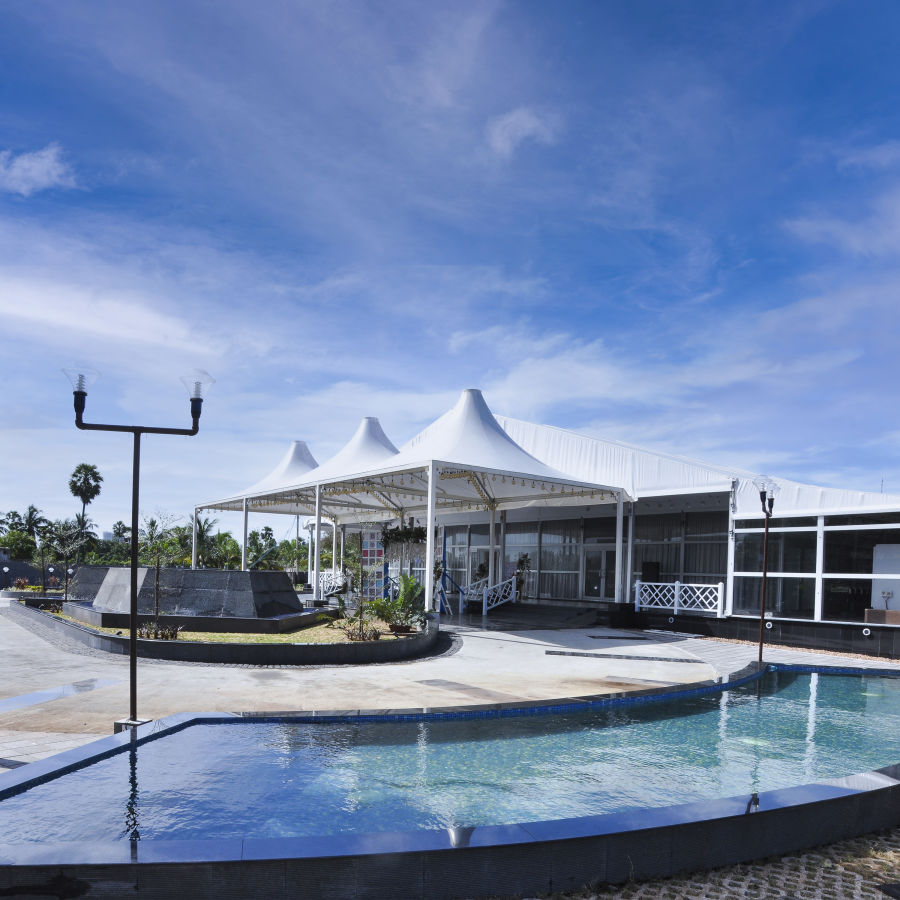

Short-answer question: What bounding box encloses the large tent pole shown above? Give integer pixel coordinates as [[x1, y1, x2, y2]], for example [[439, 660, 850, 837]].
[[625, 501, 635, 604], [313, 484, 321, 604], [488, 506, 496, 585], [191, 507, 199, 570], [340, 526, 344, 572], [331, 519, 338, 576], [241, 498, 249, 571], [295, 515, 300, 576], [424, 462, 436, 612], [614, 492, 624, 602]]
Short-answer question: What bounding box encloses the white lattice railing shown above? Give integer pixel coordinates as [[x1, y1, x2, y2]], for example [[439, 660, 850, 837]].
[[463, 577, 487, 608], [483, 575, 516, 615], [635, 581, 724, 618], [317, 571, 344, 596]]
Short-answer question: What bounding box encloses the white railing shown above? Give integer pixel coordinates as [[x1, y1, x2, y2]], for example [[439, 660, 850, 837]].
[[463, 577, 487, 609], [482, 575, 516, 616], [635, 581, 724, 618], [317, 571, 345, 596]]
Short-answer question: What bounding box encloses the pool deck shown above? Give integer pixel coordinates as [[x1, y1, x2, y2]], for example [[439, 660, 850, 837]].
[[2, 598, 899, 770]]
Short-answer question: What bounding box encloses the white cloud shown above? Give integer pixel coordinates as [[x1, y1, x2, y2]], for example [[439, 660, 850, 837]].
[[0, 143, 76, 196], [486, 107, 559, 159], [837, 140, 900, 170]]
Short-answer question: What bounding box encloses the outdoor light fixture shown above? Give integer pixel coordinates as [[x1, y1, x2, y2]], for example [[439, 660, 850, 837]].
[[64, 366, 214, 730], [754, 478, 778, 666], [65, 567, 74, 604], [2, 566, 9, 589]]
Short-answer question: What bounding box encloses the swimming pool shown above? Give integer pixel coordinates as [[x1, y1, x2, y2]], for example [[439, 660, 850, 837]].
[[1, 665, 899, 899], [2, 667, 899, 844]]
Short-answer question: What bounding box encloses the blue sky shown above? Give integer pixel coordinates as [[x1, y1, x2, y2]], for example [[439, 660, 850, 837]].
[[2, 0, 900, 535]]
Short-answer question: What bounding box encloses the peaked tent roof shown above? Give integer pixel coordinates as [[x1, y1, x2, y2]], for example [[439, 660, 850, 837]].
[[202, 440, 319, 513], [200, 389, 626, 523]]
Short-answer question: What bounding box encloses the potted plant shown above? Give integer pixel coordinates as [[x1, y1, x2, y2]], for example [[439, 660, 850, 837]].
[[515, 553, 532, 602]]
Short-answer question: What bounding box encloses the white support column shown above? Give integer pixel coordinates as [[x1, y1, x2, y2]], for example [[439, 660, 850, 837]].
[[340, 525, 345, 571], [313, 484, 321, 604], [241, 498, 249, 571], [625, 502, 634, 604], [499, 510, 507, 586], [295, 514, 300, 574], [331, 520, 338, 576], [814, 515, 824, 621], [726, 481, 737, 617], [424, 462, 437, 612], [614, 492, 624, 602], [191, 508, 199, 570], [488, 506, 496, 586]]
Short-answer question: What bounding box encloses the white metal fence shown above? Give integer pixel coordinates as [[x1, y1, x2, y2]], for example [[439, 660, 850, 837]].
[[635, 580, 724, 617]]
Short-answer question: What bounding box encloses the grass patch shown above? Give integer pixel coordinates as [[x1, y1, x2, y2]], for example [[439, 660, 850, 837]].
[[52, 611, 404, 644]]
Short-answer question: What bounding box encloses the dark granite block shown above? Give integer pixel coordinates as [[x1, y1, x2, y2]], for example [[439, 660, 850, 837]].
[[136, 861, 285, 899], [283, 855, 358, 900]]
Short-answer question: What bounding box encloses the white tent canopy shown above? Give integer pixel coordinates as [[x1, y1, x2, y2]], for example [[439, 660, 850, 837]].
[[204, 440, 319, 513]]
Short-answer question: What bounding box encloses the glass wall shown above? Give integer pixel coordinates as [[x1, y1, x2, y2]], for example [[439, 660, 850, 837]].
[[733, 512, 900, 622], [539, 521, 579, 600]]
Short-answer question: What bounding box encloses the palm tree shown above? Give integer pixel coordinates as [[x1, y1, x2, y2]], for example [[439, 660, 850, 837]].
[[69, 464, 103, 561], [188, 513, 218, 566], [22, 505, 49, 540]]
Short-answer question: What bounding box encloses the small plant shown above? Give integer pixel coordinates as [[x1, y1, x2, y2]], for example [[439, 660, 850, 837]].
[[515, 553, 533, 600], [473, 561, 488, 582], [48, 575, 61, 588], [371, 574, 425, 632], [335, 599, 382, 641], [13, 577, 29, 590], [137, 620, 181, 640]]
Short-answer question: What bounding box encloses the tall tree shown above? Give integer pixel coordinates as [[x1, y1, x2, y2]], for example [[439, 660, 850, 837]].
[[188, 513, 218, 566], [69, 464, 103, 561], [22, 505, 49, 540]]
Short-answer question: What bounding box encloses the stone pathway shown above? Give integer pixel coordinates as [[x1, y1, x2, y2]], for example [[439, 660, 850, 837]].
[[540, 826, 900, 899]]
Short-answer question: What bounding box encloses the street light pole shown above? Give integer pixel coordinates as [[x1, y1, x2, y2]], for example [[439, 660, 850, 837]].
[[756, 479, 776, 666], [66, 368, 213, 729]]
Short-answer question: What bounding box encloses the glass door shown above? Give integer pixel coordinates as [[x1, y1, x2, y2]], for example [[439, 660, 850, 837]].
[[468, 547, 490, 584], [584, 547, 616, 600]]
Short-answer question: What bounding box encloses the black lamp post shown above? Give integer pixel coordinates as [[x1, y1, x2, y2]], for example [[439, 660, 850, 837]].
[[756, 478, 776, 666], [65, 367, 213, 730], [65, 567, 74, 604], [2, 566, 9, 590]]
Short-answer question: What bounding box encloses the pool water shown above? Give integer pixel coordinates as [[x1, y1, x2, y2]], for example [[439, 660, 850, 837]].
[[1, 671, 899, 843]]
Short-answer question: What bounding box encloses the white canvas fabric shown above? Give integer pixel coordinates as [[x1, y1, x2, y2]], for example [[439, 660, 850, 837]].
[[202, 440, 319, 512]]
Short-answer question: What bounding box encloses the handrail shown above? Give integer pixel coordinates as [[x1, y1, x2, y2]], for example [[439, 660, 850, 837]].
[[635, 580, 725, 618], [482, 575, 516, 616]]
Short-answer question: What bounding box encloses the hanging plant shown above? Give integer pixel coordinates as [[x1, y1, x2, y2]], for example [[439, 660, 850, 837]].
[[380, 523, 426, 553]]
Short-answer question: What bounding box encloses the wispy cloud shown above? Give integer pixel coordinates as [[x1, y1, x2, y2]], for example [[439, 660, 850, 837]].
[[0, 143, 76, 196], [486, 107, 559, 159], [836, 140, 900, 170]]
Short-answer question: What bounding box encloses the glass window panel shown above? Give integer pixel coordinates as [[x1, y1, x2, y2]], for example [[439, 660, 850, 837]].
[[734, 517, 817, 529], [684, 511, 728, 540], [445, 526, 467, 547], [634, 513, 682, 544], [732, 576, 815, 619], [584, 517, 617, 543], [505, 523, 539, 546], [632, 544, 680, 582], [824, 529, 900, 574], [539, 571, 578, 599], [540, 546, 579, 572], [683, 543, 726, 580], [734, 532, 817, 573], [825, 512, 900, 526], [540, 520, 579, 544], [469, 524, 490, 546], [822, 578, 874, 622]]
